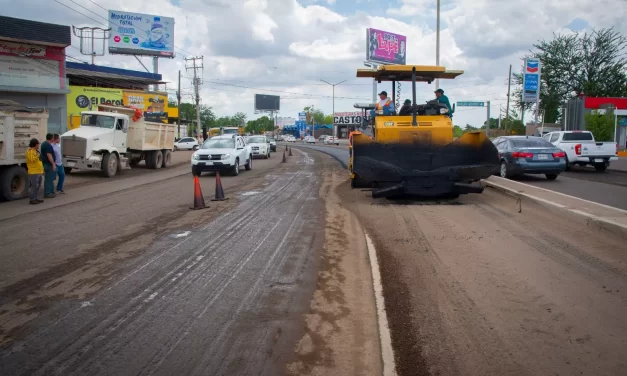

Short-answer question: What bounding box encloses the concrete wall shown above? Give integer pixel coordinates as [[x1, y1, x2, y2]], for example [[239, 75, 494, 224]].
[[0, 92, 67, 135]]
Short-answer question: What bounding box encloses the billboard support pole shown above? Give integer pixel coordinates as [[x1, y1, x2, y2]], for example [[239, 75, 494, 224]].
[[152, 57, 159, 91], [435, 0, 441, 90]]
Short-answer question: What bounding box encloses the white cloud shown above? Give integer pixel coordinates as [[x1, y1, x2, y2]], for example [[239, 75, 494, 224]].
[[0, 0, 624, 127]]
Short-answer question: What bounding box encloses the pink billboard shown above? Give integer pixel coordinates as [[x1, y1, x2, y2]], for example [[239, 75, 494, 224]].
[[366, 28, 407, 65]]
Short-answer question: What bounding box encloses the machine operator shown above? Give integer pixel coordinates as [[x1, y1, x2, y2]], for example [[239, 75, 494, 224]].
[[434, 88, 453, 118]]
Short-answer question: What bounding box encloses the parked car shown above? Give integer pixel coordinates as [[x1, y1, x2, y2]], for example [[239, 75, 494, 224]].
[[493, 136, 566, 180], [267, 137, 277, 152], [247, 135, 271, 159], [303, 136, 316, 144], [191, 135, 252, 176], [174, 137, 199, 151], [319, 135, 329, 142], [542, 130, 618, 172], [323, 136, 339, 145]]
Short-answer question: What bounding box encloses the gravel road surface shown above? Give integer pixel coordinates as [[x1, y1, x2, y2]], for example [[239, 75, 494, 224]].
[[341, 184, 627, 376], [0, 150, 381, 375]]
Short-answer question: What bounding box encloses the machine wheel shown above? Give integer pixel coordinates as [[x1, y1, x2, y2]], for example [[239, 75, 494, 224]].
[[232, 158, 240, 176], [350, 175, 371, 189], [0, 166, 29, 201], [161, 150, 172, 168], [245, 155, 252, 171], [102, 153, 118, 177], [64, 166, 73, 174], [594, 164, 607, 172], [499, 161, 511, 179], [546, 174, 558, 180]]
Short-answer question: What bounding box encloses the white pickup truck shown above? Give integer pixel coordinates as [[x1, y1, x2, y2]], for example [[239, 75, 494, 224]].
[[543, 131, 618, 172], [191, 134, 252, 176]]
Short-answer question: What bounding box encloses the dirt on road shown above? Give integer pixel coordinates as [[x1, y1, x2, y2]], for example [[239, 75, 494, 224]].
[[341, 185, 627, 376]]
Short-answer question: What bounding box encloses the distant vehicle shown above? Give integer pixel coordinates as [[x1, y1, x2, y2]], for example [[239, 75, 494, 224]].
[[318, 135, 329, 142], [286, 135, 296, 142], [493, 136, 566, 180], [174, 137, 199, 151], [267, 137, 277, 152], [247, 135, 271, 159], [324, 136, 339, 145], [303, 136, 315, 144], [543, 130, 618, 172], [191, 135, 252, 176]]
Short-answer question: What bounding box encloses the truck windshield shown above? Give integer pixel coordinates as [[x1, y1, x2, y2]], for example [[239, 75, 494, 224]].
[[223, 129, 238, 134], [563, 132, 593, 141], [248, 136, 265, 143], [201, 138, 235, 149], [81, 114, 115, 129]]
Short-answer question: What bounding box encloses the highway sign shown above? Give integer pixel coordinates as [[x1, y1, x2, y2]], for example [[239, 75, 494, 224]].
[[457, 101, 484, 107]]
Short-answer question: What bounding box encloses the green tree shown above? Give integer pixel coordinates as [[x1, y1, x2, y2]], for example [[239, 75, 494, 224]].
[[585, 109, 615, 141], [303, 106, 325, 125], [199, 105, 215, 128], [232, 112, 247, 126], [513, 28, 627, 123], [453, 125, 463, 138], [245, 116, 275, 134], [323, 114, 333, 125], [168, 99, 178, 108]]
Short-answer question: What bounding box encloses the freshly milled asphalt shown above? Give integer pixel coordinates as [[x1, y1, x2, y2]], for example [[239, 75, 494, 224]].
[[292, 143, 627, 210], [0, 152, 325, 376]]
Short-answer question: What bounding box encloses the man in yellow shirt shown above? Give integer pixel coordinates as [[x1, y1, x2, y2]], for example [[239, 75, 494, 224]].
[[26, 138, 44, 205]]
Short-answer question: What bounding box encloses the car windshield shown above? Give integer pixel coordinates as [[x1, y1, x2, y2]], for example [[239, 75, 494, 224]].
[[201, 138, 235, 149], [511, 138, 554, 148], [81, 114, 115, 129], [267, 138, 275, 142], [248, 136, 266, 143], [563, 132, 593, 141]]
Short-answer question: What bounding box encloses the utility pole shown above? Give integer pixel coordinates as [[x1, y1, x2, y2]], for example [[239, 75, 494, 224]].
[[185, 56, 204, 141], [311, 104, 315, 138], [435, 0, 441, 89], [177, 70, 182, 139], [321, 79, 346, 138], [504, 64, 512, 134], [486, 100, 491, 137]]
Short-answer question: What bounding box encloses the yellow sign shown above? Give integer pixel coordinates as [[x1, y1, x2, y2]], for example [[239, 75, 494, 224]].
[[123, 90, 169, 123], [67, 86, 124, 116]]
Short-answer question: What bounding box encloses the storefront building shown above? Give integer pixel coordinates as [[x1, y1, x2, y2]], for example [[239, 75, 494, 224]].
[[0, 16, 71, 134]]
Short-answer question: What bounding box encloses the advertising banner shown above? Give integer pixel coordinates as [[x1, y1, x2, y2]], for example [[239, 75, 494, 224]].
[[0, 55, 61, 90], [123, 91, 169, 123], [522, 58, 541, 103], [108, 10, 175, 57], [366, 28, 406, 65], [67, 86, 124, 116]]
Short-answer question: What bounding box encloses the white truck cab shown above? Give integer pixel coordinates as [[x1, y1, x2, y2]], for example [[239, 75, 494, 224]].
[[191, 134, 252, 176]]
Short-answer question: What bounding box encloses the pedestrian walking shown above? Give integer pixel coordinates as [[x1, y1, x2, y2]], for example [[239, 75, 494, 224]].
[[40, 133, 56, 198], [52, 134, 65, 194], [26, 138, 44, 205]]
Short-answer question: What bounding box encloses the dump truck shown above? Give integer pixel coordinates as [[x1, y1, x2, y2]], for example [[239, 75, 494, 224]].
[[61, 105, 176, 177], [350, 65, 499, 199], [0, 101, 49, 201]]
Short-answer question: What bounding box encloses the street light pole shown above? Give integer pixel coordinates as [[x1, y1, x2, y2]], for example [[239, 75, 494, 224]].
[[435, 0, 441, 90], [321, 79, 346, 138]]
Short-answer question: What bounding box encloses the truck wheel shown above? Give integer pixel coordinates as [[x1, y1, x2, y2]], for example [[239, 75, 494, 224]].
[[102, 153, 118, 177], [232, 158, 240, 176], [594, 164, 607, 172], [161, 150, 172, 168], [64, 167, 73, 174], [153, 150, 163, 169], [0, 166, 29, 201]]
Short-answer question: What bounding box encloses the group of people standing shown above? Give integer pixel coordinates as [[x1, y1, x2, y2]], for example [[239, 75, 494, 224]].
[[25, 133, 66, 205]]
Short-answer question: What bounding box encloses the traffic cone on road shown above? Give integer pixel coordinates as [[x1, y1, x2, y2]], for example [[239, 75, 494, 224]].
[[282, 150, 287, 163], [285, 144, 288, 151], [190, 175, 207, 210], [289, 147, 293, 156], [211, 171, 228, 201]]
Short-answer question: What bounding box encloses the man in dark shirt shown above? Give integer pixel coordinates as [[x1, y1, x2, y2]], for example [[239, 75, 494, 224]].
[[399, 99, 413, 115], [40, 133, 57, 198]]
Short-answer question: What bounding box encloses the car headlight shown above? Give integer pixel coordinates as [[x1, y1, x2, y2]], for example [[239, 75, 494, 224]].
[[440, 108, 449, 114], [192, 153, 200, 160], [221, 153, 230, 160]]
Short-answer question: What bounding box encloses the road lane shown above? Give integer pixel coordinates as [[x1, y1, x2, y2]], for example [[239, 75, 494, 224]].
[[0, 152, 325, 375], [341, 183, 627, 376]]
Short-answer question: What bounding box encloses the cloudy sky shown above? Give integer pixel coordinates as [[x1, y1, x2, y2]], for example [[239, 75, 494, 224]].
[[3, 0, 625, 126]]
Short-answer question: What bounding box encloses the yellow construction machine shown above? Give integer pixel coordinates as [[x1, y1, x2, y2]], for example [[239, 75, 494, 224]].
[[350, 65, 499, 198]]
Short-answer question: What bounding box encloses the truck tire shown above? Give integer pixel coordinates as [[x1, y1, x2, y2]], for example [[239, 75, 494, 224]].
[[153, 150, 163, 169], [0, 166, 29, 201], [161, 150, 171, 168], [102, 153, 118, 177], [594, 164, 607, 172]]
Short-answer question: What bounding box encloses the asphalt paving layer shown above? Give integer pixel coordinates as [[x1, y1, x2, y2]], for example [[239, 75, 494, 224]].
[[0, 152, 327, 376]]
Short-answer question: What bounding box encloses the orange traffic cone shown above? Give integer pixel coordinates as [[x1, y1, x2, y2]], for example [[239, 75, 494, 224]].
[[285, 144, 288, 151], [211, 171, 228, 201], [282, 150, 287, 163], [190, 175, 207, 210], [289, 147, 293, 157]]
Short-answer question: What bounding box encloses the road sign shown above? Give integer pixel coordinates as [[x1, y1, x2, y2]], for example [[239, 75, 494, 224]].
[[457, 101, 484, 107]]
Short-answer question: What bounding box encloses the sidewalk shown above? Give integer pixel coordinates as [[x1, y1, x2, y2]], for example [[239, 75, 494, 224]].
[[484, 176, 627, 238]]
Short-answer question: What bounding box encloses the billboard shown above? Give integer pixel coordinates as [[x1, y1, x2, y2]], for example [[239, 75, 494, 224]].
[[254, 94, 280, 111], [108, 10, 175, 57], [366, 28, 406, 65], [67, 86, 124, 116], [522, 58, 541, 103], [123, 90, 169, 123], [333, 112, 370, 125]]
